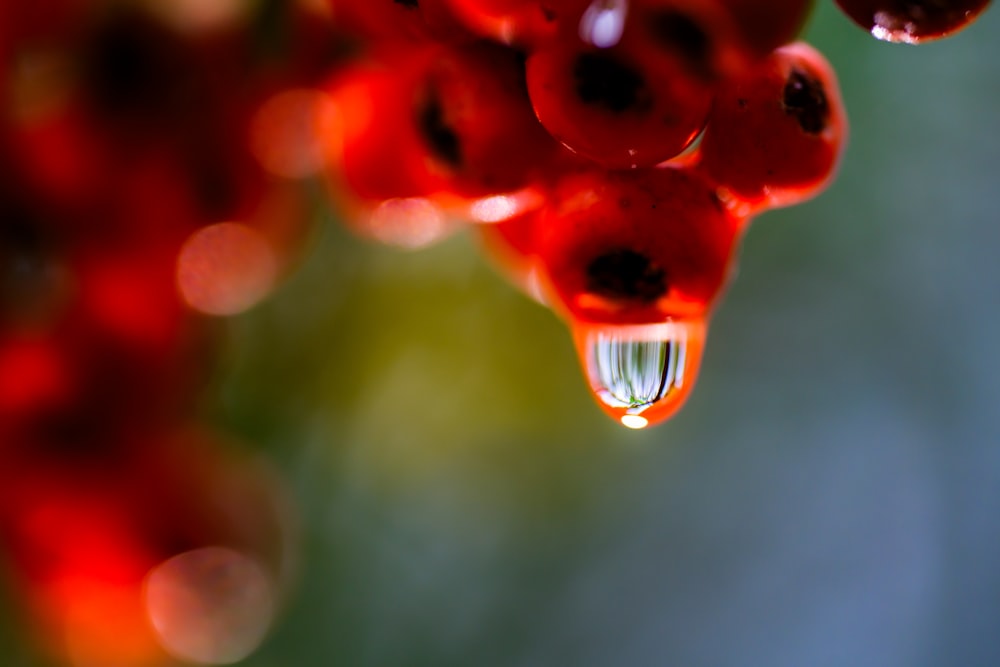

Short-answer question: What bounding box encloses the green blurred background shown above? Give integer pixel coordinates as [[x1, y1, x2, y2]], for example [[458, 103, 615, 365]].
[[9, 2, 1000, 665]]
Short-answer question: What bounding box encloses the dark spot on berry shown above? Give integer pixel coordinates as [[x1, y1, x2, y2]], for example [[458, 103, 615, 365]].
[[540, 4, 557, 21], [394, 0, 419, 7], [573, 52, 649, 113], [417, 88, 462, 167], [709, 191, 724, 212], [783, 68, 829, 134], [647, 10, 714, 79], [586, 249, 667, 302], [737, 97, 748, 109]]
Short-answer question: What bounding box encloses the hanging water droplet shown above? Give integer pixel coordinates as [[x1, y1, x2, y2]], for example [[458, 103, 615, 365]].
[[572, 319, 706, 429]]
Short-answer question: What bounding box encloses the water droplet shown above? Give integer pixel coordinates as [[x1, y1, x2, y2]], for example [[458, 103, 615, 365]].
[[573, 319, 706, 429]]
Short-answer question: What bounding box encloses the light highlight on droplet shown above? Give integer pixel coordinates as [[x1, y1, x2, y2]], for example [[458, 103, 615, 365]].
[[620, 414, 648, 429], [144, 547, 275, 666], [176, 222, 277, 316], [573, 320, 707, 429]]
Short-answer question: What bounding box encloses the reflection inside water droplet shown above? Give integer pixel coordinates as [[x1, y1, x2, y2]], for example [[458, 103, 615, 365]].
[[574, 320, 706, 429], [589, 328, 687, 414]]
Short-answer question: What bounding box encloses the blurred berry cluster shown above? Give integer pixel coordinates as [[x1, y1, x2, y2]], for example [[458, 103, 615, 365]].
[[0, 0, 991, 664]]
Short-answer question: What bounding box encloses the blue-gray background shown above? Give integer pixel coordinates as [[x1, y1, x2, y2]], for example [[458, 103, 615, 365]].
[[11, 3, 1000, 665]]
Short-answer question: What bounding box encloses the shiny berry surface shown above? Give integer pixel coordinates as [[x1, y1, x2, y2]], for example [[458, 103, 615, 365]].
[[526, 34, 712, 168], [699, 42, 847, 211], [537, 165, 742, 325]]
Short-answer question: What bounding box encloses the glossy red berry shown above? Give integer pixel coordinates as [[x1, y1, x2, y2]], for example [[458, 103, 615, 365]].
[[536, 165, 742, 326], [416, 40, 572, 197], [717, 0, 815, 58], [526, 33, 712, 168], [321, 40, 574, 240], [615, 0, 813, 86], [442, 0, 587, 47], [321, 47, 448, 202], [699, 42, 847, 212], [833, 0, 991, 43]]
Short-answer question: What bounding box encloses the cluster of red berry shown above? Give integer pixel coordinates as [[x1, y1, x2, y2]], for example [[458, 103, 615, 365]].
[[0, 0, 991, 663], [0, 2, 324, 663], [318, 0, 987, 430]]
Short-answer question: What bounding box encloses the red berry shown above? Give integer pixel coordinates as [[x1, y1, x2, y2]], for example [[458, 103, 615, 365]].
[[321, 47, 449, 202], [622, 0, 755, 82], [617, 0, 814, 85], [834, 0, 991, 43], [443, 0, 587, 47], [327, 0, 469, 43], [415, 40, 572, 197], [526, 33, 712, 168], [321, 41, 575, 243], [717, 0, 815, 58], [699, 42, 848, 212], [536, 165, 742, 326]]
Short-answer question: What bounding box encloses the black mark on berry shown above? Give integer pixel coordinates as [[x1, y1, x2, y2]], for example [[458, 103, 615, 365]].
[[709, 191, 724, 212], [573, 52, 648, 113], [586, 249, 667, 302], [394, 0, 419, 8], [418, 88, 462, 167], [783, 68, 829, 135]]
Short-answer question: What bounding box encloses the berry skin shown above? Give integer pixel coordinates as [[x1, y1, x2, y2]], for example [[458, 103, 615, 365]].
[[442, 0, 591, 47], [416, 40, 575, 197], [834, 0, 991, 43], [321, 46, 450, 202], [443, 0, 559, 46], [699, 42, 848, 212], [716, 0, 815, 58], [620, 0, 813, 85], [326, 0, 470, 43], [322, 40, 576, 231], [526, 33, 712, 168], [536, 165, 742, 326]]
